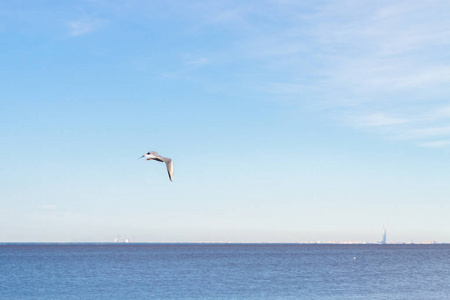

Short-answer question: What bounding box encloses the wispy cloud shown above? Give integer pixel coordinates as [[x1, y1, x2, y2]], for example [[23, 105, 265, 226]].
[[92, 0, 449, 148], [253, 0, 450, 147], [428, 106, 450, 120], [39, 205, 57, 210], [400, 126, 450, 140], [68, 18, 105, 36], [419, 140, 450, 148], [186, 57, 210, 66], [350, 113, 409, 127]]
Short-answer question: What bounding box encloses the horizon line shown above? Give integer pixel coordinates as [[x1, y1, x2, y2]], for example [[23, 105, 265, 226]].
[[1, 241, 448, 245]]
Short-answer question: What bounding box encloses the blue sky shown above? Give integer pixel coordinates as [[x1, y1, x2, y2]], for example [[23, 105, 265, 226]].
[[1, 0, 450, 243]]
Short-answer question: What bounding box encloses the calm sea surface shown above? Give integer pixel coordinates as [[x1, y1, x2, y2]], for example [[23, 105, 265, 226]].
[[1, 244, 449, 299]]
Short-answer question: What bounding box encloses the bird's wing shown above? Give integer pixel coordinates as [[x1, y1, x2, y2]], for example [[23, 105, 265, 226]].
[[148, 151, 163, 162], [164, 158, 174, 181], [151, 152, 174, 181]]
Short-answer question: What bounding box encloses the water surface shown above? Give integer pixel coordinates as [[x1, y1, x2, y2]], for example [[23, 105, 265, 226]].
[[1, 244, 449, 299]]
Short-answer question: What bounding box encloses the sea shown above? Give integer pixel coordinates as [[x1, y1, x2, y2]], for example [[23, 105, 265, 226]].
[[1, 243, 449, 299]]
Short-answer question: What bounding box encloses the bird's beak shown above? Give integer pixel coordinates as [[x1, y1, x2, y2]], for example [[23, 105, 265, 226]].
[[138, 155, 145, 159]]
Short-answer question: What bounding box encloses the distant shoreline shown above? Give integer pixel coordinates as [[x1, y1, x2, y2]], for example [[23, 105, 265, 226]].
[[1, 242, 449, 245]]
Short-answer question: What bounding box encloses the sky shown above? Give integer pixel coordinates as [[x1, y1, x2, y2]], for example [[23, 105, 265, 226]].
[[1, 0, 450, 243]]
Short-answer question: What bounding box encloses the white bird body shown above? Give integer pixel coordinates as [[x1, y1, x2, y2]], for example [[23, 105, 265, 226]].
[[140, 151, 174, 181]]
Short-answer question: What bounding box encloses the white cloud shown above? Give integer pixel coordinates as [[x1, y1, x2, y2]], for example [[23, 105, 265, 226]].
[[39, 205, 57, 210], [400, 126, 450, 140], [350, 113, 408, 127], [419, 140, 450, 148], [186, 57, 210, 66], [108, 0, 450, 148], [68, 18, 105, 36], [428, 106, 450, 120], [296, 0, 450, 146]]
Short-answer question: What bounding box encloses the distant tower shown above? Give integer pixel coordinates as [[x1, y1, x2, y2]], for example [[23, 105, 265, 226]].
[[381, 223, 387, 244]]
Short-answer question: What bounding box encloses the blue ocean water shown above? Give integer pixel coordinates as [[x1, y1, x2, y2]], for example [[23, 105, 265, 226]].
[[1, 244, 449, 299]]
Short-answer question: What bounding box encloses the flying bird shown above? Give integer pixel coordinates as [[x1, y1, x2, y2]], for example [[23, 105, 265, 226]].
[[139, 151, 174, 181]]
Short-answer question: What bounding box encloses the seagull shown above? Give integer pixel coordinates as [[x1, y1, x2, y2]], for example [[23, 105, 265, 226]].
[[139, 151, 174, 181]]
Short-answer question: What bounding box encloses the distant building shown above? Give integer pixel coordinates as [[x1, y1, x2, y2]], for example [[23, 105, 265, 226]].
[[380, 223, 387, 244], [114, 236, 132, 243]]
